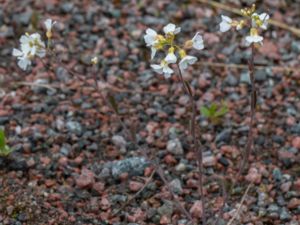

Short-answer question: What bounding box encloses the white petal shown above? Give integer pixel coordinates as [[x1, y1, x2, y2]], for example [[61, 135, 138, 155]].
[[179, 60, 188, 71], [220, 21, 231, 32], [163, 23, 176, 34], [162, 65, 174, 78], [17, 58, 31, 70], [44, 19, 56, 30], [259, 13, 269, 30], [245, 35, 263, 44], [12, 48, 23, 57], [151, 47, 157, 60], [144, 28, 157, 46], [221, 15, 232, 23], [146, 28, 157, 36], [165, 52, 177, 64], [192, 32, 204, 50], [179, 56, 197, 71], [151, 64, 163, 74], [20, 35, 30, 44]]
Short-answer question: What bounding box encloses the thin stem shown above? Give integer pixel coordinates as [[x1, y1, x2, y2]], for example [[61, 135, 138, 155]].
[[176, 64, 206, 225], [239, 44, 256, 175]]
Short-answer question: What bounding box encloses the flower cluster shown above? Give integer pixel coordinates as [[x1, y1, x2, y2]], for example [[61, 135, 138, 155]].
[[144, 23, 204, 78], [12, 19, 56, 70], [220, 4, 269, 45]]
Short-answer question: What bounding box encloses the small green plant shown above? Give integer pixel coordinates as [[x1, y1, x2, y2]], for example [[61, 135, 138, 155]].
[[200, 102, 228, 124], [0, 130, 14, 157]]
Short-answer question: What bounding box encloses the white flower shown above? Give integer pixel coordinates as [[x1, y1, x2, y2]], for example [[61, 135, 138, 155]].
[[252, 13, 270, 30], [44, 18, 56, 33], [12, 48, 32, 70], [191, 32, 204, 50], [13, 33, 46, 70], [245, 28, 264, 45], [220, 15, 232, 32], [179, 55, 197, 71], [151, 60, 174, 79], [144, 28, 158, 46], [165, 52, 177, 64], [245, 35, 263, 45], [20, 33, 46, 58], [163, 23, 181, 35]]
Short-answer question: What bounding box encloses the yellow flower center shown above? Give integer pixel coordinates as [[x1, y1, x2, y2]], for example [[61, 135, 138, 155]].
[[250, 28, 258, 37]]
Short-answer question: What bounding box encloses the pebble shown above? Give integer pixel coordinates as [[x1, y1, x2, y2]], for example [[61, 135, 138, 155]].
[[129, 181, 144, 192], [255, 69, 267, 82], [75, 168, 95, 189], [175, 162, 186, 172], [291, 136, 300, 149], [203, 155, 217, 167], [240, 71, 251, 84], [66, 121, 83, 135], [189, 201, 203, 218], [215, 129, 232, 144], [112, 135, 127, 153], [169, 178, 183, 195], [56, 67, 70, 82], [280, 207, 291, 221], [166, 138, 184, 155], [272, 168, 283, 181], [225, 74, 238, 86], [157, 201, 173, 216], [111, 157, 149, 179]]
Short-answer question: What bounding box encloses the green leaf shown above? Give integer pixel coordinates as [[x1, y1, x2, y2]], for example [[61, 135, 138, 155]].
[[215, 105, 228, 117], [0, 145, 13, 157], [108, 94, 119, 114], [200, 106, 211, 117], [209, 103, 218, 114], [0, 130, 5, 149]]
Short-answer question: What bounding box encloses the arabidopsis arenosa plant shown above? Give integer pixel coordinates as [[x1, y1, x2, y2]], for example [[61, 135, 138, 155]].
[[219, 4, 269, 46], [144, 23, 204, 77]]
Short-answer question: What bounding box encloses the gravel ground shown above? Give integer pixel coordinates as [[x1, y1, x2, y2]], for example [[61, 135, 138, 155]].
[[0, 0, 300, 224]]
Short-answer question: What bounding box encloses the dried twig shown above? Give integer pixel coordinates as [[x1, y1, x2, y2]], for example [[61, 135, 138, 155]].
[[198, 62, 300, 73], [14, 81, 57, 92], [112, 168, 156, 216], [226, 182, 252, 225]]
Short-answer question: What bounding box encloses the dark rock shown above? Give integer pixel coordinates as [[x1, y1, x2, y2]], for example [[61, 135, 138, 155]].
[[218, 156, 229, 167], [56, 67, 70, 82], [272, 168, 282, 181], [215, 129, 231, 144], [255, 69, 267, 82], [225, 74, 238, 86], [272, 135, 285, 145]]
